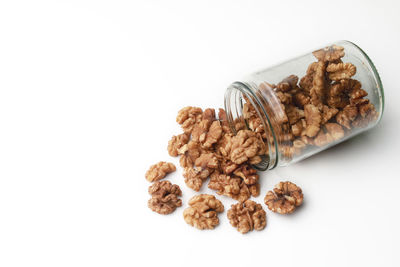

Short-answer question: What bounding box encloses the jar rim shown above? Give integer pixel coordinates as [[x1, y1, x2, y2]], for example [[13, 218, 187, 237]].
[[224, 81, 278, 171]]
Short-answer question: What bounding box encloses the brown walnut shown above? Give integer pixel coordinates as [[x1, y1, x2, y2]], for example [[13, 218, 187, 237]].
[[183, 166, 211, 192], [264, 181, 303, 214], [145, 161, 176, 182], [176, 106, 203, 134], [227, 200, 267, 234], [183, 194, 224, 230], [148, 180, 182, 215], [167, 133, 190, 157]]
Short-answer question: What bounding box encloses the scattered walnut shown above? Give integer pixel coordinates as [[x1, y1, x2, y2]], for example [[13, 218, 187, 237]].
[[326, 62, 356, 81], [264, 181, 303, 214], [179, 141, 202, 168], [233, 164, 259, 185], [192, 120, 223, 148], [145, 161, 176, 182], [227, 200, 267, 234], [183, 166, 211, 192], [148, 180, 182, 215], [248, 183, 260, 197], [167, 133, 190, 157], [191, 119, 211, 143], [312, 45, 345, 62], [218, 108, 233, 134], [220, 159, 239, 174], [209, 172, 245, 201], [208, 171, 254, 201], [194, 152, 219, 169], [215, 133, 233, 158], [203, 108, 216, 121], [183, 194, 224, 230], [176, 106, 203, 134]]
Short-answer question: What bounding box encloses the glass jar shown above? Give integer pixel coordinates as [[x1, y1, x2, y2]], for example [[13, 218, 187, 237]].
[[224, 41, 384, 171]]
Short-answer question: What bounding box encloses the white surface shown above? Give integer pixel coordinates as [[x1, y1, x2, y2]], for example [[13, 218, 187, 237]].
[[0, 0, 399, 266]]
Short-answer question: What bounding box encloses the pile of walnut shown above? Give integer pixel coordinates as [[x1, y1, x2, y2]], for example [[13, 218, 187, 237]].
[[167, 106, 271, 233], [144, 105, 304, 234], [244, 45, 378, 159], [170, 107, 264, 201]]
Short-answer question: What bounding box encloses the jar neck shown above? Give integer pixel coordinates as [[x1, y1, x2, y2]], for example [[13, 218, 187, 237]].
[[224, 81, 279, 171]]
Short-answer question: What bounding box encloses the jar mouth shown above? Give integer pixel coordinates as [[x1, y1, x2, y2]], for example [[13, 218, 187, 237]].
[[224, 82, 278, 171]]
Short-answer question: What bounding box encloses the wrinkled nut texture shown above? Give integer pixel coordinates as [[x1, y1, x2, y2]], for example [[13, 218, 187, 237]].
[[145, 161, 176, 182], [208, 172, 251, 202], [183, 167, 210, 192], [228, 130, 266, 164], [312, 45, 345, 62], [326, 63, 356, 81], [179, 141, 202, 168], [194, 153, 219, 169], [310, 61, 326, 106], [264, 181, 303, 214], [176, 106, 203, 134], [233, 164, 259, 185], [304, 104, 321, 137], [148, 181, 182, 215], [167, 133, 189, 157], [227, 200, 266, 234], [183, 194, 224, 230]]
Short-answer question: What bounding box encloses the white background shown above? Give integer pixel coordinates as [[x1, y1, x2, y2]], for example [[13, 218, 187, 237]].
[[0, 0, 399, 266]]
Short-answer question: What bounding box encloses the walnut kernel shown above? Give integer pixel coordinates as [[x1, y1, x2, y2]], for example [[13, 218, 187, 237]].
[[264, 181, 303, 214], [227, 200, 267, 234], [183, 194, 224, 230], [148, 181, 182, 215], [145, 161, 176, 182]]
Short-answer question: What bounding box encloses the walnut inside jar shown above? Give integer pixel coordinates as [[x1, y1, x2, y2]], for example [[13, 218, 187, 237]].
[[241, 44, 378, 161]]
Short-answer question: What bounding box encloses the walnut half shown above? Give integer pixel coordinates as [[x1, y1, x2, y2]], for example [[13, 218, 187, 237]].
[[183, 194, 224, 230], [264, 181, 303, 214], [227, 200, 266, 234], [145, 161, 176, 182], [148, 180, 182, 215]]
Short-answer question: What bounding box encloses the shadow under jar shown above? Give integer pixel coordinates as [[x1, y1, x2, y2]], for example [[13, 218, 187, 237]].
[[225, 41, 384, 171]]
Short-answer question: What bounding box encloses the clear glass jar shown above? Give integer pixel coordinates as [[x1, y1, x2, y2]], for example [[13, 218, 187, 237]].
[[225, 41, 384, 171]]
